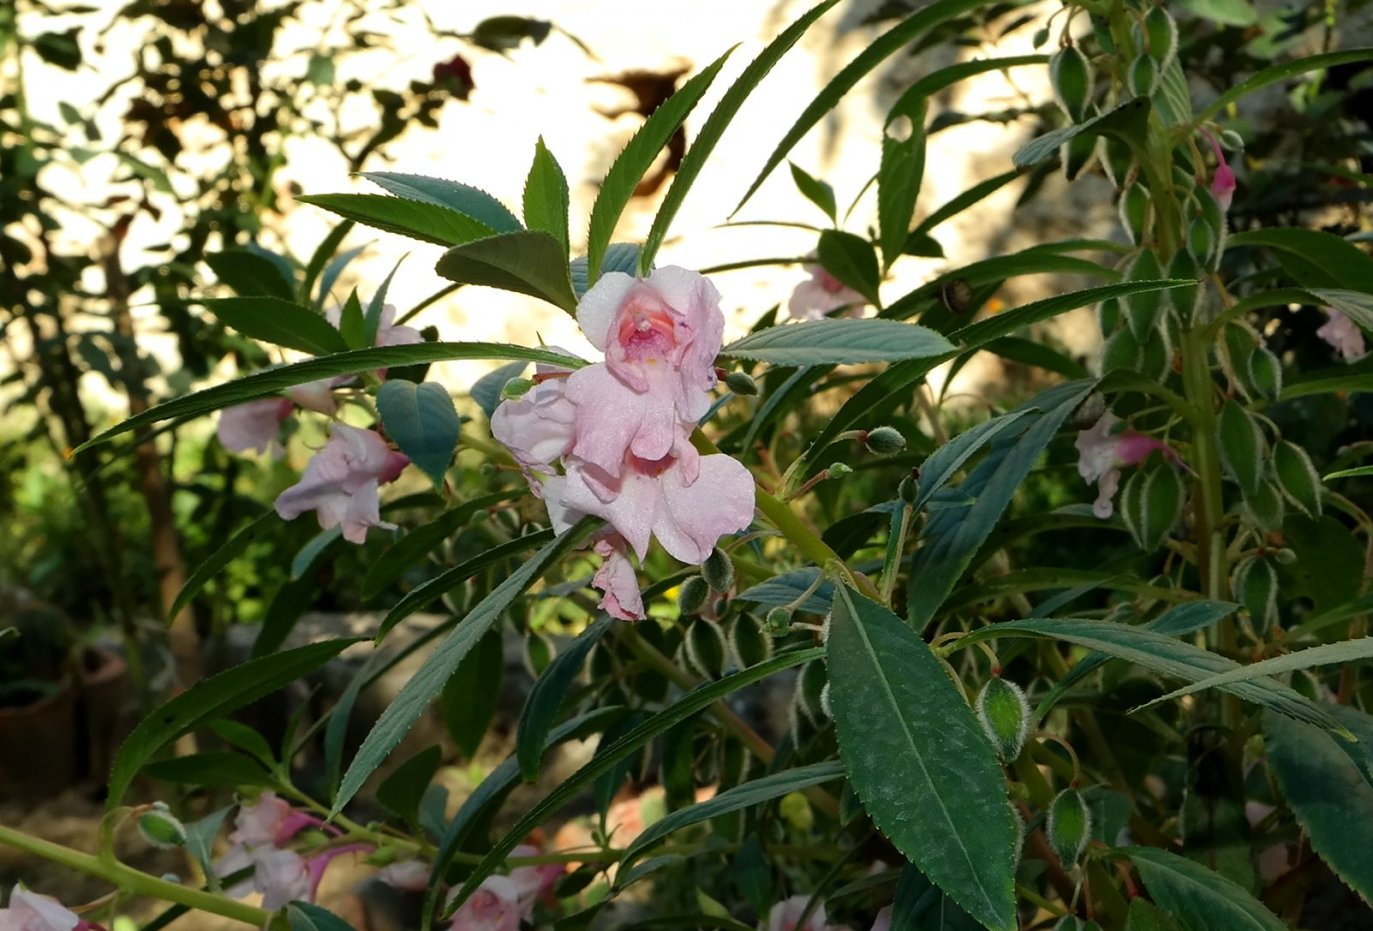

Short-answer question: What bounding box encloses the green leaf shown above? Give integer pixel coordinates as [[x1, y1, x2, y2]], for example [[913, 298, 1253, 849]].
[[1033, 600, 1237, 720], [1142, 637, 1373, 709], [617, 761, 845, 886], [1265, 709, 1373, 902], [878, 98, 926, 273], [424, 708, 624, 922], [334, 523, 595, 815], [1175, 0, 1257, 26], [442, 628, 504, 759], [957, 618, 1346, 735], [1013, 97, 1151, 168], [143, 751, 278, 789], [828, 586, 1015, 931], [571, 243, 641, 298], [286, 902, 356, 931], [913, 410, 1036, 511], [1126, 847, 1285, 931], [362, 490, 519, 598], [818, 229, 882, 305], [733, 0, 986, 214], [789, 162, 837, 221], [950, 280, 1187, 348], [77, 343, 583, 451], [981, 336, 1088, 379], [1217, 399, 1262, 495], [1125, 898, 1182, 931], [720, 318, 953, 366], [640, 0, 841, 274], [1197, 48, 1373, 123], [296, 193, 498, 247], [377, 529, 556, 640], [107, 639, 358, 809], [889, 864, 982, 931], [447, 648, 825, 913], [1227, 228, 1373, 292], [434, 230, 578, 313], [206, 249, 296, 300], [360, 172, 522, 233], [522, 138, 571, 257], [908, 380, 1096, 629], [203, 297, 347, 356], [376, 380, 461, 487], [586, 51, 734, 285], [517, 616, 613, 782], [168, 510, 279, 623], [377, 744, 443, 828], [914, 169, 1022, 238], [1284, 353, 1373, 399], [301, 222, 355, 303]]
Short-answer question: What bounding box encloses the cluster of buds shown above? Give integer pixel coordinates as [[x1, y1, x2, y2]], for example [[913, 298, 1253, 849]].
[[491, 268, 755, 619]]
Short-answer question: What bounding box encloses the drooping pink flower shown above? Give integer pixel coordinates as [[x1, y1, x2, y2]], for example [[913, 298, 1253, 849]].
[[788, 264, 866, 321], [217, 398, 292, 457], [564, 267, 724, 478], [228, 793, 313, 849], [285, 379, 342, 416], [275, 423, 409, 543], [1205, 132, 1236, 214], [507, 845, 563, 918], [589, 535, 646, 621], [559, 452, 754, 566], [0, 886, 82, 931], [490, 363, 577, 474], [251, 848, 311, 910], [447, 876, 522, 931], [377, 860, 431, 892], [1317, 308, 1366, 361], [1075, 413, 1177, 519]]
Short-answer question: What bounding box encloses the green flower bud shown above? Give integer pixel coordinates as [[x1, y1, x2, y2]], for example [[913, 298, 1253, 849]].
[[779, 791, 815, 833], [1220, 129, 1245, 151], [976, 677, 1031, 762], [1119, 463, 1185, 553], [1031, 27, 1050, 49], [1233, 554, 1279, 634], [1047, 787, 1092, 866], [764, 606, 793, 636], [677, 575, 710, 615], [138, 806, 187, 849], [1119, 184, 1150, 246], [500, 377, 535, 400], [1274, 548, 1297, 566], [898, 473, 918, 505], [724, 370, 760, 396], [864, 426, 907, 456], [702, 546, 735, 593], [1127, 54, 1159, 97], [827, 462, 854, 479], [1050, 45, 1093, 121], [1247, 345, 1283, 402]]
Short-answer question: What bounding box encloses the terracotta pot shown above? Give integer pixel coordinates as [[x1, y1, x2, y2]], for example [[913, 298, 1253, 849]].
[[0, 675, 79, 800], [78, 646, 131, 783]]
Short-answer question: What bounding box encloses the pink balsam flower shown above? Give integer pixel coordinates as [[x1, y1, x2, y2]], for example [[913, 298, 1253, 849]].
[[1075, 413, 1177, 519], [559, 452, 754, 566], [217, 398, 292, 457], [507, 844, 563, 918], [788, 264, 866, 321], [490, 361, 577, 474], [765, 896, 846, 931], [251, 849, 310, 910], [1205, 132, 1236, 213], [229, 793, 315, 848], [275, 423, 409, 543], [1317, 308, 1366, 361], [447, 876, 522, 931], [589, 535, 645, 622], [325, 302, 423, 349], [0, 886, 83, 931], [377, 860, 431, 893], [565, 267, 724, 478]]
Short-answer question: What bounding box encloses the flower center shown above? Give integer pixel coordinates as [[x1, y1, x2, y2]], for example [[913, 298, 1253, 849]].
[[615, 291, 677, 364]]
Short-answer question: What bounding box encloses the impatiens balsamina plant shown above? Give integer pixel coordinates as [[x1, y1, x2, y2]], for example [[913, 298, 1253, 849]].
[[4, 2, 1373, 930]]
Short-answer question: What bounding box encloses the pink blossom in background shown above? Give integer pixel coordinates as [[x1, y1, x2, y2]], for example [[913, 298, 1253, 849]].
[[1075, 413, 1178, 519], [275, 424, 409, 543], [447, 875, 522, 931], [284, 379, 342, 416], [788, 263, 867, 320], [228, 792, 313, 848], [0, 886, 83, 931], [868, 907, 892, 931], [507, 844, 563, 917], [216, 398, 292, 457], [566, 267, 724, 476], [1205, 132, 1236, 213], [325, 302, 423, 348], [1317, 308, 1366, 361], [764, 895, 849, 931], [377, 860, 431, 892], [251, 848, 310, 910], [589, 535, 645, 621], [559, 452, 754, 565]]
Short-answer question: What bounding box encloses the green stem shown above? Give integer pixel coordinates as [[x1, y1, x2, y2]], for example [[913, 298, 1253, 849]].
[[0, 825, 269, 928]]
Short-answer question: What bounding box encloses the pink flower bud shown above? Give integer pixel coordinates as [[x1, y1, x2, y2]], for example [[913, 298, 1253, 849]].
[[1204, 132, 1236, 214]]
